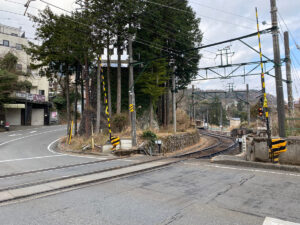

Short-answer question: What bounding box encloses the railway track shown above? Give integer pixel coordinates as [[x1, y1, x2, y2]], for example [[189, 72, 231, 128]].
[[0, 130, 237, 204]]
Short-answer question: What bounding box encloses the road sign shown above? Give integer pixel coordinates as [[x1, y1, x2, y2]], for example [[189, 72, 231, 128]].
[[129, 104, 134, 112]]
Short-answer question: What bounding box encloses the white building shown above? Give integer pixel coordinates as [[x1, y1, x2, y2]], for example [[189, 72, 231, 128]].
[[0, 24, 51, 126]]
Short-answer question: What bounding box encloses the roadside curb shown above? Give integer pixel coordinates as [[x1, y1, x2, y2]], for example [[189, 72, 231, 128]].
[[211, 156, 300, 173]]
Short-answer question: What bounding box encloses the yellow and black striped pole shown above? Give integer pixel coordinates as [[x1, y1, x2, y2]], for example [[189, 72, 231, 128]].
[[99, 57, 112, 141], [256, 8, 272, 160]]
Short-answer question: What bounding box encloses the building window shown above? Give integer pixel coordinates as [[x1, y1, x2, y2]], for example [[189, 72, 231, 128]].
[[3, 40, 9, 47], [39, 90, 45, 96], [11, 33, 18, 37], [16, 44, 22, 50], [16, 64, 22, 71]]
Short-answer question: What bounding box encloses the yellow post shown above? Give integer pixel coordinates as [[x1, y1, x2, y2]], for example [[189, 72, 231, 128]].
[[68, 120, 73, 145]]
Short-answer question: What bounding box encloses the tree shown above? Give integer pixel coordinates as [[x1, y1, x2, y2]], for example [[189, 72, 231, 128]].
[[0, 53, 32, 104], [26, 8, 94, 135], [133, 0, 202, 125], [137, 59, 169, 128]]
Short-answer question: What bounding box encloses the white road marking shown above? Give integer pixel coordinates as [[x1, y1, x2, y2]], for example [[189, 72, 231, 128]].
[[47, 138, 103, 159], [29, 131, 37, 134], [202, 164, 300, 177], [8, 134, 22, 137], [0, 128, 65, 147], [263, 217, 300, 225], [0, 155, 63, 163]]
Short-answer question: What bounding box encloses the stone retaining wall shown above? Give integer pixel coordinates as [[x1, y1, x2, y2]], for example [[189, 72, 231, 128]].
[[158, 130, 200, 154], [246, 137, 300, 165]]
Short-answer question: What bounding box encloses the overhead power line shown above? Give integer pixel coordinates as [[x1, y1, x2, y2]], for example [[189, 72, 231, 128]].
[[188, 0, 256, 23], [142, 0, 255, 30], [278, 11, 299, 49]]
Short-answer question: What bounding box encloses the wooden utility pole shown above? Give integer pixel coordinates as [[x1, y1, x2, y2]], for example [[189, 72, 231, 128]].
[[128, 34, 137, 146], [284, 31, 294, 117], [246, 84, 250, 125], [172, 63, 176, 133], [270, 0, 286, 137]]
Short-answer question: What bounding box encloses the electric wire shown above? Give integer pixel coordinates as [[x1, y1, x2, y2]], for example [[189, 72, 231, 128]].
[[142, 0, 255, 30]]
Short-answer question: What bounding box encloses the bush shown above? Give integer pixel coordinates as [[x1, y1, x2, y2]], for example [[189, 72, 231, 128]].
[[141, 130, 157, 143], [111, 113, 128, 133]]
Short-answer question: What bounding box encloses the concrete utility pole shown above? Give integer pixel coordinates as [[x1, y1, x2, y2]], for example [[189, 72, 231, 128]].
[[284, 31, 294, 117], [220, 102, 223, 131], [172, 62, 176, 133], [128, 34, 137, 146], [192, 85, 195, 121], [270, 0, 286, 137], [246, 84, 250, 125]]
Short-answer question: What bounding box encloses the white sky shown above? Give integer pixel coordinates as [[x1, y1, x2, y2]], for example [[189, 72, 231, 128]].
[[1, 0, 300, 101]]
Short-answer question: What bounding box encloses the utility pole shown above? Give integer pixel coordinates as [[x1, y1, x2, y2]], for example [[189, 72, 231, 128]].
[[217, 49, 224, 66], [128, 33, 137, 146], [220, 102, 223, 131], [192, 85, 195, 121], [246, 84, 250, 125], [284, 31, 294, 117], [172, 62, 176, 133], [270, 0, 286, 137]]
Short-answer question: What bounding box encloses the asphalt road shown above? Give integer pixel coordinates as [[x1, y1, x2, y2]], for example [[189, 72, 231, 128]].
[[0, 126, 299, 225], [0, 125, 103, 175], [0, 159, 299, 225]]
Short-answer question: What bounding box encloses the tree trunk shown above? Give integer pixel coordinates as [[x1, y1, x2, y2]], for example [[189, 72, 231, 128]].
[[74, 74, 78, 135], [84, 55, 91, 136], [149, 96, 153, 129], [116, 38, 122, 114], [95, 59, 101, 133], [65, 71, 71, 136], [106, 35, 112, 118]]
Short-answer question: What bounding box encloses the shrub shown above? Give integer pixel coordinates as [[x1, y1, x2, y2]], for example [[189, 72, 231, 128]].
[[111, 113, 128, 133], [141, 130, 157, 143]]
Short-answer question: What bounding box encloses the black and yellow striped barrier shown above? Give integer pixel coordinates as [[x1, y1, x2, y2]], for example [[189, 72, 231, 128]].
[[111, 136, 120, 151], [129, 104, 134, 112], [269, 138, 287, 163]]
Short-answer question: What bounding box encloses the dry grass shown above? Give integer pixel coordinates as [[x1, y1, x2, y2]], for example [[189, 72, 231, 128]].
[[62, 133, 109, 152]]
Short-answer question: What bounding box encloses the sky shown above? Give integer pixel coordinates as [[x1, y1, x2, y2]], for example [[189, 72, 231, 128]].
[[1, 0, 300, 101]]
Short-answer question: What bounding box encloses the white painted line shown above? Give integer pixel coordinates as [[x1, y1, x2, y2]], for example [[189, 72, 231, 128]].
[[0, 128, 65, 147], [29, 131, 37, 134], [8, 134, 22, 137], [203, 164, 300, 177], [0, 155, 63, 163], [47, 138, 102, 159], [263, 217, 300, 225]]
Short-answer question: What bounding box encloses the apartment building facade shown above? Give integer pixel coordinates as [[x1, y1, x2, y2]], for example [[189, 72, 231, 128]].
[[0, 24, 51, 126]]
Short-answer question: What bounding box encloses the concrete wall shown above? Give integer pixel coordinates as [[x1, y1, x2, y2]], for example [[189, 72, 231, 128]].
[[247, 137, 300, 165]]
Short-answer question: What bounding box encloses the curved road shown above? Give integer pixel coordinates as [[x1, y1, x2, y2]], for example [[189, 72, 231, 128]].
[[0, 125, 101, 176]]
